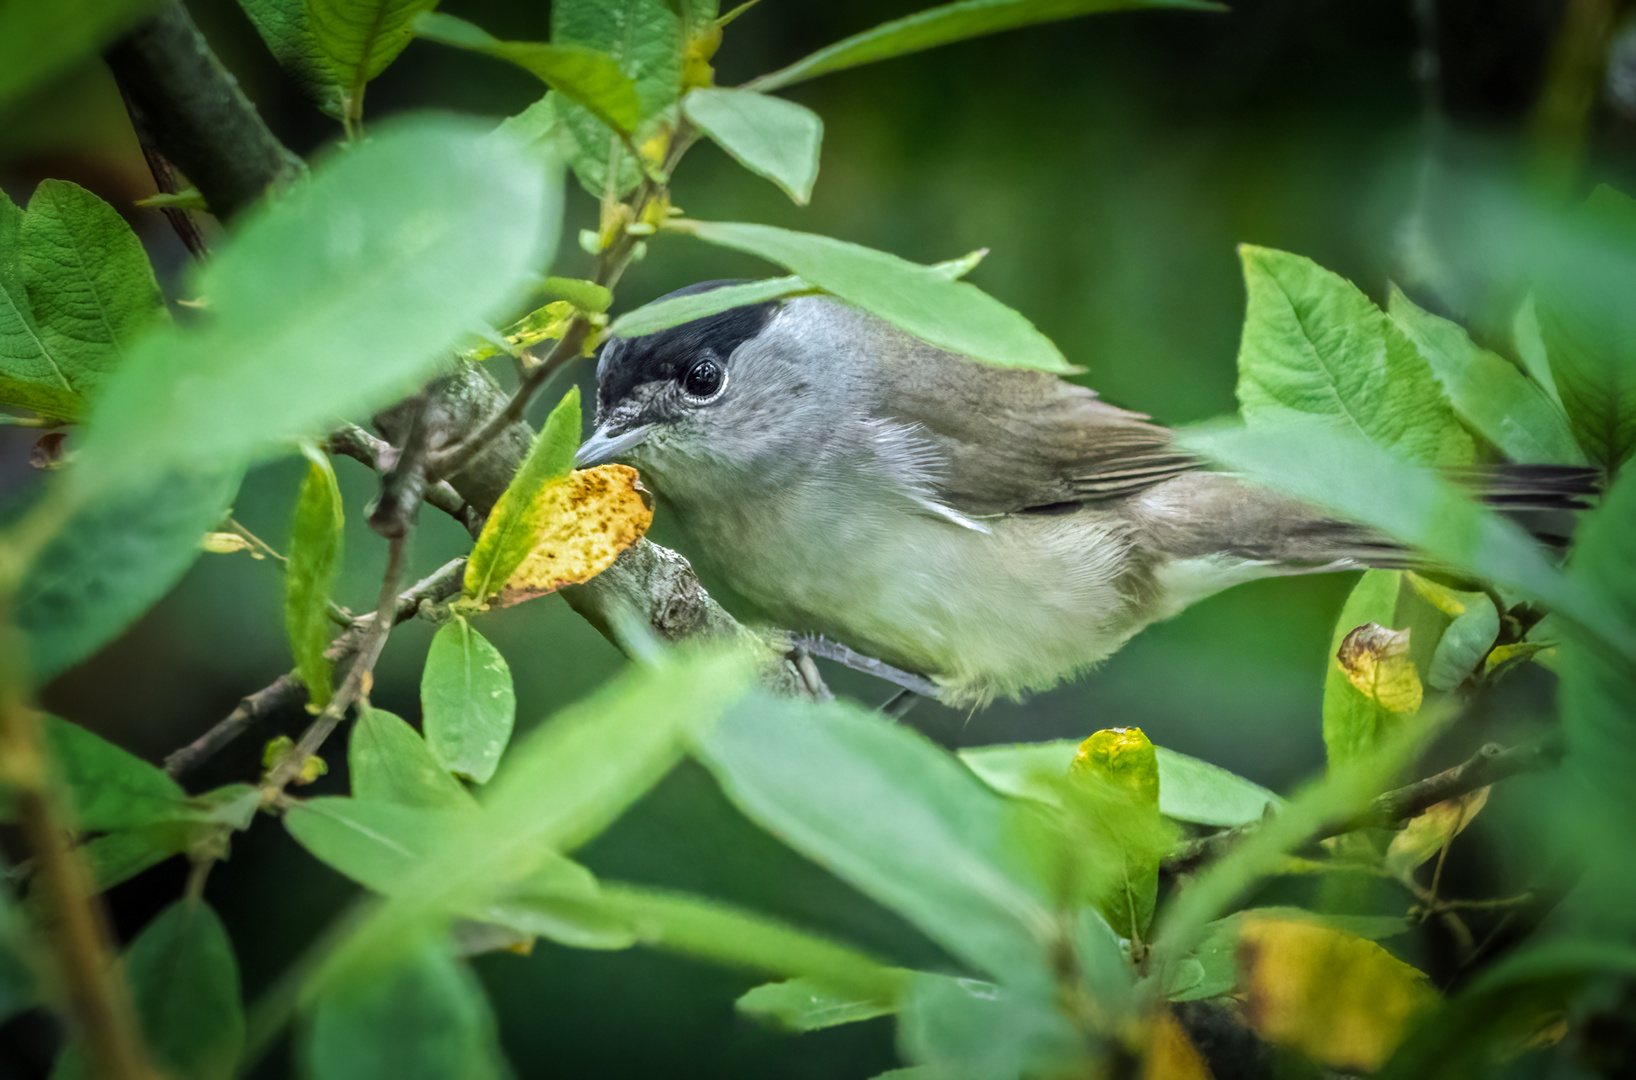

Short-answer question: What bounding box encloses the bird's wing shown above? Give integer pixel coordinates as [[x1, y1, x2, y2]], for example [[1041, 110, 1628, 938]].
[[871, 338, 1199, 517]]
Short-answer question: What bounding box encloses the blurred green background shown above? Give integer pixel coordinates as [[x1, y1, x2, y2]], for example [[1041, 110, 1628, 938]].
[[0, 0, 1585, 1075]]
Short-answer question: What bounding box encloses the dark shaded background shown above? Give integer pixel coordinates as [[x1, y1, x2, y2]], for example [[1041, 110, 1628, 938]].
[[0, 0, 1601, 1075]]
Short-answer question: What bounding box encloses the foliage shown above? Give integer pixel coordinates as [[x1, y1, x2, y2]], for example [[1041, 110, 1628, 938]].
[[1, 0, 1634, 1077]]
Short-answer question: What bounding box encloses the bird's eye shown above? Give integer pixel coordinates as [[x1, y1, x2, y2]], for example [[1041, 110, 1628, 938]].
[[681, 357, 725, 400]]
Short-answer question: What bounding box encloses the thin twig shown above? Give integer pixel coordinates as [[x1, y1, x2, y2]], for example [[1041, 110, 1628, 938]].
[[164, 558, 464, 779], [261, 533, 408, 797], [327, 423, 467, 523]]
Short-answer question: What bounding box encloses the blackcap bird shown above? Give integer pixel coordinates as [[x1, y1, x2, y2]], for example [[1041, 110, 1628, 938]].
[[577, 285, 1583, 707]]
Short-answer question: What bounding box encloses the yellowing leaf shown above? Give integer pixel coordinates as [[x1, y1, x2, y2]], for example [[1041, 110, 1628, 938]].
[[1237, 916, 1436, 1072], [490, 465, 652, 607], [1384, 787, 1490, 878], [1062, 727, 1168, 942], [1141, 1008, 1214, 1080], [1336, 622, 1423, 713], [463, 388, 581, 603], [1071, 727, 1159, 805]]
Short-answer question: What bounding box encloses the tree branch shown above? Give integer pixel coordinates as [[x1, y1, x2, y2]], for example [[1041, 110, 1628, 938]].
[[104, 1, 305, 222], [1164, 735, 1564, 875]]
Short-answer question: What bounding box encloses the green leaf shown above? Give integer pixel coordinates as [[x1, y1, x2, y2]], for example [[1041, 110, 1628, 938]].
[[463, 387, 581, 603], [493, 95, 565, 157], [900, 972, 1082, 1080], [1179, 421, 1631, 660], [0, 0, 162, 109], [608, 275, 809, 338], [0, 378, 86, 421], [1510, 294, 1563, 407], [551, 0, 684, 120], [349, 706, 475, 811], [307, 0, 437, 101], [17, 463, 243, 680], [751, 0, 1222, 94], [678, 221, 1071, 373], [420, 617, 515, 784], [481, 651, 752, 852], [1425, 597, 1500, 692], [18, 180, 167, 397], [29, 716, 190, 832], [414, 14, 642, 133], [1150, 747, 1281, 828], [550, 0, 688, 195], [289, 794, 627, 951], [236, 0, 345, 115], [55, 900, 246, 1080], [71, 116, 558, 497], [1387, 287, 1584, 466], [1236, 247, 1474, 466], [682, 88, 824, 204], [1558, 466, 1636, 840], [126, 901, 244, 1080], [736, 976, 896, 1032], [1321, 570, 1403, 770], [315, 654, 754, 983], [471, 857, 634, 950], [81, 826, 187, 892], [691, 694, 1053, 983], [1060, 729, 1168, 940], [959, 740, 1281, 828], [538, 276, 612, 313], [302, 939, 506, 1080], [1535, 186, 1636, 472], [285, 444, 344, 709], [286, 797, 474, 895], [598, 883, 906, 1003]]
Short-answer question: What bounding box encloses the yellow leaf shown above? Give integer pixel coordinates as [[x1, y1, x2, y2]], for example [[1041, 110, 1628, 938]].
[[1384, 786, 1490, 878], [491, 464, 653, 607], [1141, 1009, 1215, 1080], [1237, 916, 1436, 1072], [1336, 622, 1423, 713]]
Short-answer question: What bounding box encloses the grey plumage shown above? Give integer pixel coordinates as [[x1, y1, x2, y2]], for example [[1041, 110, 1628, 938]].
[[581, 289, 1584, 706]]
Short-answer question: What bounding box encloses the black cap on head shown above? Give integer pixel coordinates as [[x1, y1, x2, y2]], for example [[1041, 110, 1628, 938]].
[[596, 281, 778, 412]]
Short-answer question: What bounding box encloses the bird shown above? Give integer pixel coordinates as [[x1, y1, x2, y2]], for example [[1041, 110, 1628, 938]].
[[576, 283, 1588, 708]]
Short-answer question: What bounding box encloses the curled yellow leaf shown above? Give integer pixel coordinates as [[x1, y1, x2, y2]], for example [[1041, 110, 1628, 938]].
[[491, 464, 652, 607], [1336, 622, 1423, 713], [1384, 786, 1490, 878], [1237, 916, 1436, 1072]]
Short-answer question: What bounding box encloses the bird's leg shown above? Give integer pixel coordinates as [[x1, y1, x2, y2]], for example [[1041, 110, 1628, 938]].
[[793, 635, 943, 698]]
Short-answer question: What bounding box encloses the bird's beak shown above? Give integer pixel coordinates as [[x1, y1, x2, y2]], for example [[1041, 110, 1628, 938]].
[[575, 422, 653, 468]]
